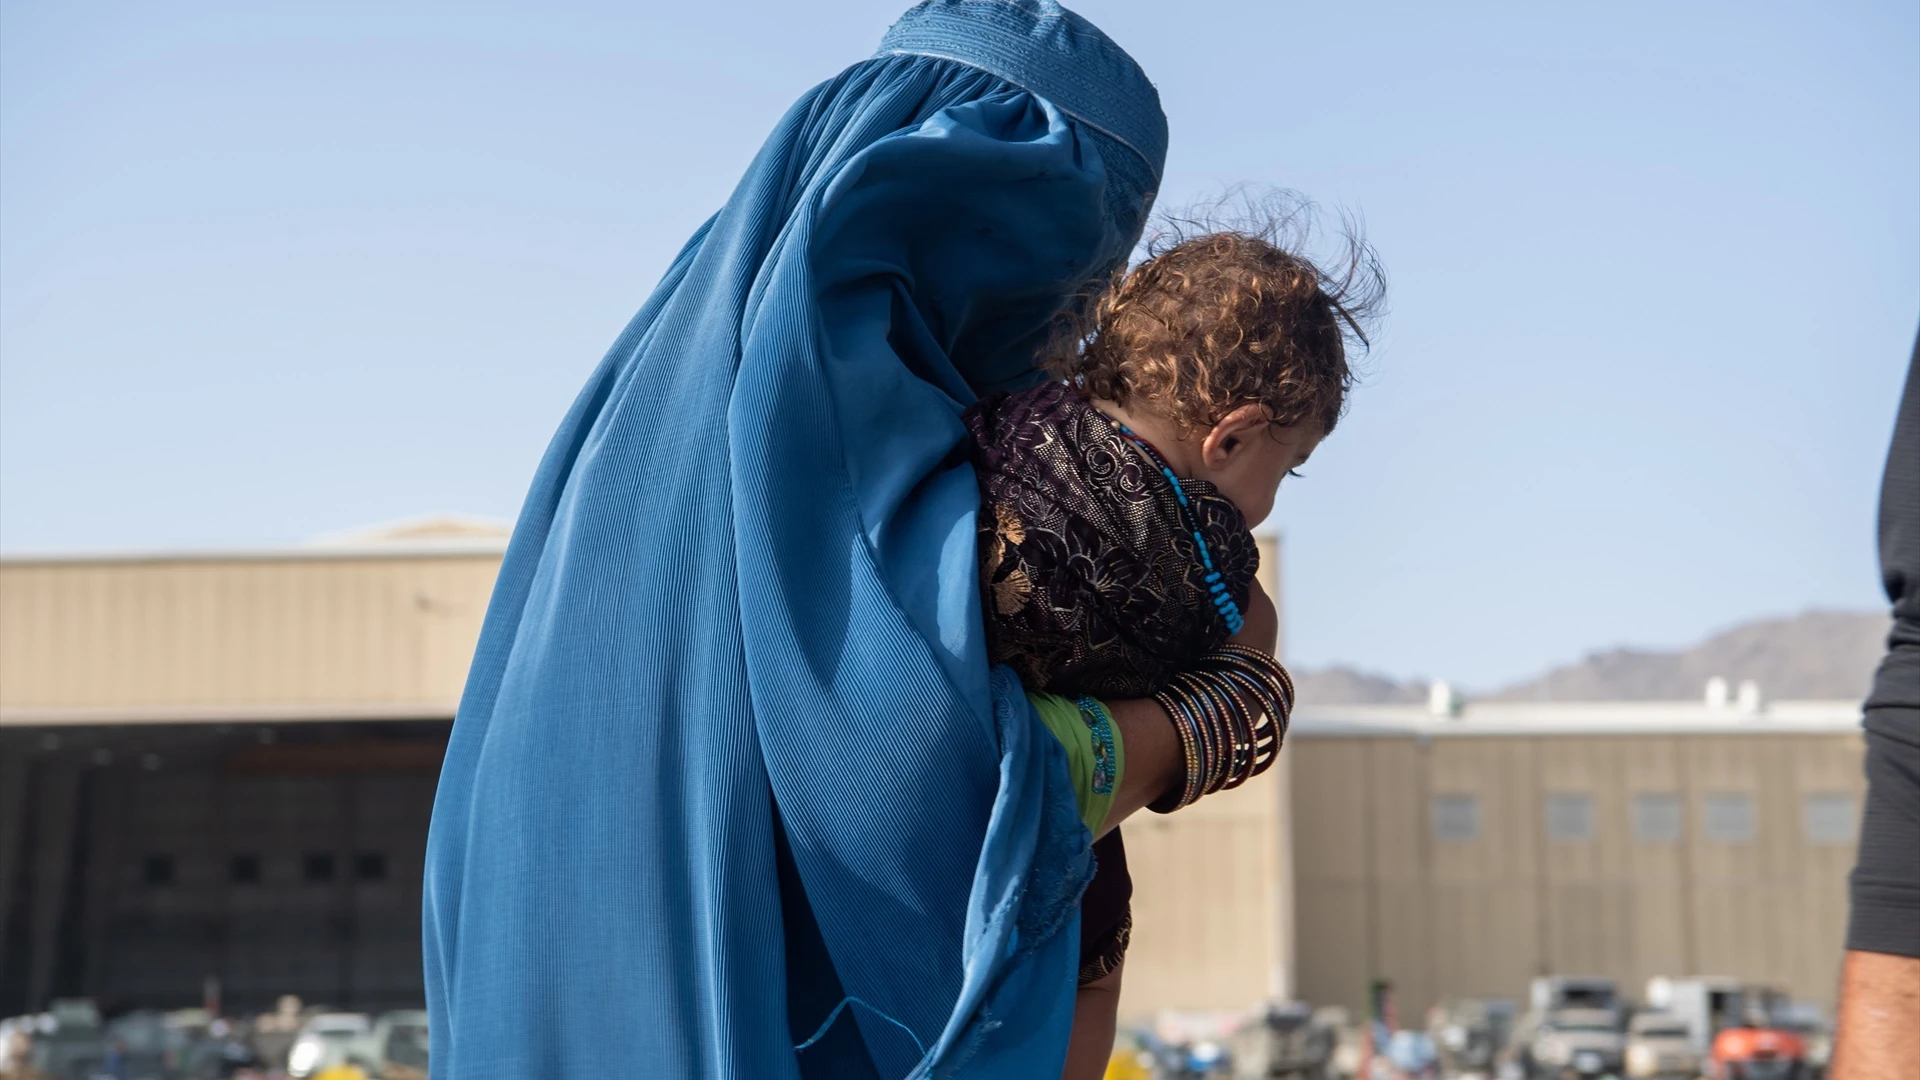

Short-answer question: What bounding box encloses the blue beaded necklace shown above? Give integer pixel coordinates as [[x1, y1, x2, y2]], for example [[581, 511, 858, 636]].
[[1114, 422, 1246, 636]]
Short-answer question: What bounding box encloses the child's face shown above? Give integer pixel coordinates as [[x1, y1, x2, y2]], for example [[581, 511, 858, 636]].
[[1196, 407, 1324, 528]]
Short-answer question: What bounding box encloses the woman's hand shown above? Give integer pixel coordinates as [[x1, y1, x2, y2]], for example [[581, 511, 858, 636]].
[[1229, 577, 1278, 655]]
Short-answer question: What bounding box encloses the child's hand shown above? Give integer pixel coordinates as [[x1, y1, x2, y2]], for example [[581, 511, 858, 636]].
[[1229, 578, 1278, 655]]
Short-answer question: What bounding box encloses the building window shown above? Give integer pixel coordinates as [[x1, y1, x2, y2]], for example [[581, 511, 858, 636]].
[[1704, 793, 1756, 843], [1433, 794, 1481, 842], [1545, 793, 1594, 842], [142, 855, 175, 886], [303, 852, 337, 882], [1633, 793, 1682, 842], [1802, 793, 1856, 845], [229, 854, 262, 884], [354, 852, 388, 882]]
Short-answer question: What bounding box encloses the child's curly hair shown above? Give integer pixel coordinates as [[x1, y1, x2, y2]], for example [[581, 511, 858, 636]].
[[1042, 192, 1384, 437]]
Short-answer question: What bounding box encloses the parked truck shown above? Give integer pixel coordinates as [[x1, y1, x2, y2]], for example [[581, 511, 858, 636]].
[[1645, 977, 1754, 1058], [1511, 978, 1625, 1080], [1530, 977, 1623, 1019]]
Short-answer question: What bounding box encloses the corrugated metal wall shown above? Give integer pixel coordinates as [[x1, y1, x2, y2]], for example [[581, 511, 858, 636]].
[[95, 760, 438, 1009], [1289, 731, 1864, 1017], [0, 725, 445, 1014], [1117, 535, 1288, 1021], [1, 554, 497, 716], [1122, 770, 1286, 1019], [6, 543, 1860, 1023], [3, 541, 1296, 1022]]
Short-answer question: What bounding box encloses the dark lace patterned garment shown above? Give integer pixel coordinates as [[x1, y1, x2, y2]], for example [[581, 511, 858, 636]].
[[966, 380, 1260, 697], [963, 379, 1261, 983]]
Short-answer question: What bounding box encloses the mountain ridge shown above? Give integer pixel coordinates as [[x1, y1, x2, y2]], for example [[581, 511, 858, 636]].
[[1292, 609, 1889, 706]]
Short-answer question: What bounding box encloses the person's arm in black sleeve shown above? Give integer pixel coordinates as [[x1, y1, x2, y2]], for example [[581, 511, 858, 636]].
[[1851, 328, 1920, 956], [1832, 329, 1920, 1079]]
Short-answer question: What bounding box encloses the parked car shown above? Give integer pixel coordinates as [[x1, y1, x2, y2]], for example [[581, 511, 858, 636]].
[[345, 1010, 428, 1080], [99, 1009, 195, 1079], [1765, 1004, 1829, 1079], [26, 999, 106, 1080], [1709, 1026, 1806, 1080], [175, 1020, 261, 1080], [1521, 1008, 1625, 1080], [287, 1014, 371, 1079], [1624, 1012, 1698, 1080]]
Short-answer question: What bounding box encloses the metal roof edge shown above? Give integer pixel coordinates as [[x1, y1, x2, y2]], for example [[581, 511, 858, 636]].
[[1290, 700, 1864, 739], [0, 701, 462, 727], [0, 540, 509, 566]]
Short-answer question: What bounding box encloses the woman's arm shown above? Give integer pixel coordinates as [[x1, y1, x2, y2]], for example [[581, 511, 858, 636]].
[[1099, 579, 1279, 835], [1062, 961, 1125, 1080], [1099, 698, 1181, 835]]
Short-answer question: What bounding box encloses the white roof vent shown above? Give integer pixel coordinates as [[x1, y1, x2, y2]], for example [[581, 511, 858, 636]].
[[1428, 681, 1464, 718], [1736, 679, 1765, 715], [1705, 676, 1730, 709], [306, 513, 512, 552]]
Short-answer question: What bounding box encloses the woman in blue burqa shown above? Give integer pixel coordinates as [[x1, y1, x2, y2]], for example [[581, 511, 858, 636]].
[[426, 3, 1198, 1076]]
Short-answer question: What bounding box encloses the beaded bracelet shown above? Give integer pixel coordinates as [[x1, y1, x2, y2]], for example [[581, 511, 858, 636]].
[[1149, 687, 1204, 813], [1155, 680, 1204, 810], [1225, 641, 1296, 706], [1179, 673, 1230, 797], [1206, 667, 1263, 790], [1209, 664, 1264, 792], [1148, 643, 1296, 811], [1074, 695, 1119, 797], [1157, 673, 1222, 808], [1191, 673, 1244, 795], [1210, 648, 1292, 778], [1157, 677, 1209, 810], [1220, 670, 1280, 767], [1215, 644, 1295, 745]]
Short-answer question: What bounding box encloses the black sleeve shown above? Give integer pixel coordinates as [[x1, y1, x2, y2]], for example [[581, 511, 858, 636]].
[[1847, 329, 1920, 958]]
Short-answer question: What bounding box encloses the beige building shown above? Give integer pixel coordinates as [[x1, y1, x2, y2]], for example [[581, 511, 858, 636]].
[[1282, 701, 1863, 1021], [0, 523, 1864, 1025], [1102, 551, 1863, 1024], [0, 520, 501, 1014]]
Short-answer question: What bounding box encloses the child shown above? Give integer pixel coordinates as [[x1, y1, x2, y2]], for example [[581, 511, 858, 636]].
[[962, 221, 1381, 1078]]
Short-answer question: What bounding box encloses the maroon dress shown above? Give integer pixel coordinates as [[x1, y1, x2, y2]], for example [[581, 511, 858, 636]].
[[963, 380, 1259, 982]]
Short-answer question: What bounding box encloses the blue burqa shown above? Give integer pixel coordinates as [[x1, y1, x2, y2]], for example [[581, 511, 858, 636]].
[[422, 3, 1166, 1077]]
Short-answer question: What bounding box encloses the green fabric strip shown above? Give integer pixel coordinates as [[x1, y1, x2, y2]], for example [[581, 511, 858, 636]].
[[1028, 691, 1124, 837]]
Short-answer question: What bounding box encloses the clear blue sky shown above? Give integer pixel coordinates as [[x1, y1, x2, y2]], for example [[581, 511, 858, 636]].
[[3, 0, 1915, 687]]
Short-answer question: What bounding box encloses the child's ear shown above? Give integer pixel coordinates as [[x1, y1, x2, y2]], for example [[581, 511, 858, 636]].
[[1201, 404, 1270, 469]]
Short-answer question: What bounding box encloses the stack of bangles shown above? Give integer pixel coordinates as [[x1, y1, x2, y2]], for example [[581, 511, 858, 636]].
[[1148, 643, 1296, 813]]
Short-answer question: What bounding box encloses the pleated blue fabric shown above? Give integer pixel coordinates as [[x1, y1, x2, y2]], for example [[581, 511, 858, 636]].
[[422, 3, 1165, 1077]]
